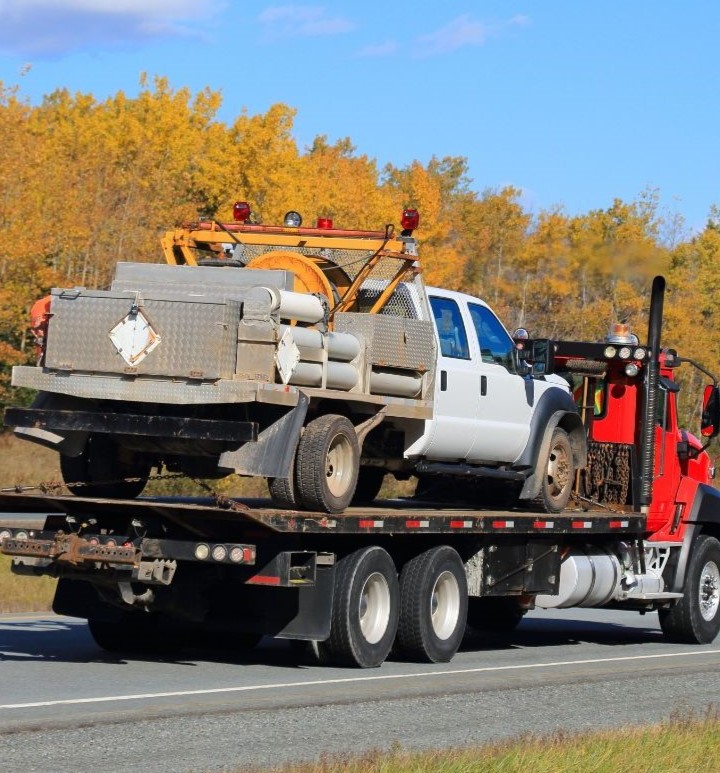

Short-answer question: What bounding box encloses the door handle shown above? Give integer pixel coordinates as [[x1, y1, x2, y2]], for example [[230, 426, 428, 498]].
[[440, 370, 448, 391], [481, 375, 487, 396]]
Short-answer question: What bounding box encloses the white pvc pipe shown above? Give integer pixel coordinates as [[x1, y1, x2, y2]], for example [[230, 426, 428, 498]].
[[370, 369, 422, 398], [248, 287, 326, 324], [277, 290, 325, 324], [289, 361, 359, 390], [278, 325, 361, 362]]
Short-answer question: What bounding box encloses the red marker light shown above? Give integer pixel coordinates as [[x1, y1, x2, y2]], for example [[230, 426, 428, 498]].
[[401, 208, 420, 233], [316, 217, 333, 229], [232, 201, 251, 222]]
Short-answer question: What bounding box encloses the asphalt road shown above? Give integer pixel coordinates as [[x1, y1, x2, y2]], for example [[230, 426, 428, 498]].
[[1, 608, 719, 773]]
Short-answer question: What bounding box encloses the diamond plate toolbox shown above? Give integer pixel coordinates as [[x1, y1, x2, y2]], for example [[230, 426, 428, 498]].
[[333, 313, 436, 372], [45, 289, 241, 379]]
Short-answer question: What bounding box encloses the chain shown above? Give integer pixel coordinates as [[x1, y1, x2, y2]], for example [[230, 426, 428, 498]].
[[576, 441, 632, 511], [1, 471, 186, 496], [188, 477, 250, 513]]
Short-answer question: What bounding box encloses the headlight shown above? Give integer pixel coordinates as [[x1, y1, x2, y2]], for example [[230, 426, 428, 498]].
[[625, 363, 639, 377]]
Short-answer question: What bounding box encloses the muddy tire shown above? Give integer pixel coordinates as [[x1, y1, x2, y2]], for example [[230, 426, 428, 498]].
[[351, 467, 385, 505], [61, 434, 150, 499], [533, 427, 574, 513], [659, 534, 720, 644], [295, 415, 359, 513]]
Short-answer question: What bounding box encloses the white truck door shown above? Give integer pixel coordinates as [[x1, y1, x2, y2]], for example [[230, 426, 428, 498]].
[[464, 301, 533, 462], [405, 294, 481, 460]]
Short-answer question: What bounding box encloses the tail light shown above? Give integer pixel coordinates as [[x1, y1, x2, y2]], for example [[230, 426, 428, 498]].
[[316, 217, 333, 229]]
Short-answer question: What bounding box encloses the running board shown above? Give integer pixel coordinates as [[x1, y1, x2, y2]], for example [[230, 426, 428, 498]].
[[415, 461, 528, 482], [625, 592, 684, 601]]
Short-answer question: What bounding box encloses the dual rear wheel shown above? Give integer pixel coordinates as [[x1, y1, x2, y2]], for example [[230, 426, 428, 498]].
[[319, 545, 468, 668]]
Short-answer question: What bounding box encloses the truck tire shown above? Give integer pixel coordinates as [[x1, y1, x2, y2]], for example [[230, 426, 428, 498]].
[[295, 414, 359, 513], [533, 427, 574, 513], [87, 613, 178, 654], [351, 467, 385, 505], [319, 546, 399, 668], [396, 546, 468, 663], [466, 596, 526, 632], [267, 475, 297, 508], [61, 434, 150, 499], [659, 534, 720, 644]]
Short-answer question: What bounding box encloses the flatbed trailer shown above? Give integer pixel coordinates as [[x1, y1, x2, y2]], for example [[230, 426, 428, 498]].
[[3, 272, 720, 667]]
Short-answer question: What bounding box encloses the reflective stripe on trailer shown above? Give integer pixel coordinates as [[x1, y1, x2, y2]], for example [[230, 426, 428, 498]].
[[358, 520, 385, 528], [572, 521, 593, 529], [449, 520, 474, 529], [609, 520, 630, 528], [405, 520, 430, 528], [492, 520, 515, 529], [533, 521, 555, 529]]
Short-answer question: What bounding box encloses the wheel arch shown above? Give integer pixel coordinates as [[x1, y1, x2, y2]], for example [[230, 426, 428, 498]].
[[517, 387, 586, 501], [669, 483, 720, 593]]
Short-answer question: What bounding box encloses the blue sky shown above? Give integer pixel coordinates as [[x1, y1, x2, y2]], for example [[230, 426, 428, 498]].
[[0, 1, 718, 234]]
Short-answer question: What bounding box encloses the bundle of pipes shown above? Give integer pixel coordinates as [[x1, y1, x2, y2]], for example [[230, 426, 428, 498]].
[[255, 286, 423, 398]]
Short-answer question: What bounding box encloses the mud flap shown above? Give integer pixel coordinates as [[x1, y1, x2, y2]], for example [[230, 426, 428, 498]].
[[218, 392, 309, 478]]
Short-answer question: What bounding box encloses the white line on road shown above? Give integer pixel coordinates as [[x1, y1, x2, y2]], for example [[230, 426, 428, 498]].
[[2, 648, 719, 711]]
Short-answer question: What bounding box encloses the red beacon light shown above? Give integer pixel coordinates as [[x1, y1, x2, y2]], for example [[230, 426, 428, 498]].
[[316, 217, 334, 229], [401, 208, 420, 235], [232, 201, 251, 223]]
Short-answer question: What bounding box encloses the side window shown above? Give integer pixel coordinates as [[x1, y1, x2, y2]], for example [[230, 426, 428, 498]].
[[429, 296, 470, 360], [468, 303, 516, 373]]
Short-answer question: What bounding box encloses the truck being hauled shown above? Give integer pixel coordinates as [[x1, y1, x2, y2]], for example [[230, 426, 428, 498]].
[[1, 207, 719, 667]]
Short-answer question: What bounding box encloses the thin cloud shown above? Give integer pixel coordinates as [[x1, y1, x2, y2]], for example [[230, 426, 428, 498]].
[[356, 40, 398, 58], [0, 0, 223, 57], [417, 13, 529, 57], [258, 5, 354, 38]]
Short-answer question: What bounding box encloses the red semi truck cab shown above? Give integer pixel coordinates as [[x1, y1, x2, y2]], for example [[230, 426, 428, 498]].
[[551, 326, 718, 541]]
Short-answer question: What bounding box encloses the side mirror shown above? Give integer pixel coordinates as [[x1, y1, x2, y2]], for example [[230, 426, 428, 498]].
[[701, 384, 720, 438], [530, 338, 555, 377]]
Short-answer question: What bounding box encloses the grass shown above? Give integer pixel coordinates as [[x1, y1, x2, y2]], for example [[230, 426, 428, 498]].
[[229, 712, 720, 773], [0, 554, 56, 612]]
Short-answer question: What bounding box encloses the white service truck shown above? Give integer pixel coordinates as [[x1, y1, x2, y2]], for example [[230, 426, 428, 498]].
[[6, 206, 584, 515]]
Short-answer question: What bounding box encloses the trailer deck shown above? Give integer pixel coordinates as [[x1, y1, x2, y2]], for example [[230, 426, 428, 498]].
[[0, 493, 645, 536]]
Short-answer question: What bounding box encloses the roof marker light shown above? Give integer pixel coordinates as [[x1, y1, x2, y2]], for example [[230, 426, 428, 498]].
[[232, 201, 251, 222], [401, 208, 419, 234], [316, 217, 333, 229]]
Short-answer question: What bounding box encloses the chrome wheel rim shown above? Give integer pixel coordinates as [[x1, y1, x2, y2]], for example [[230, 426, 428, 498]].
[[326, 433, 354, 497], [430, 570, 461, 640], [358, 571, 391, 644], [699, 560, 720, 622]]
